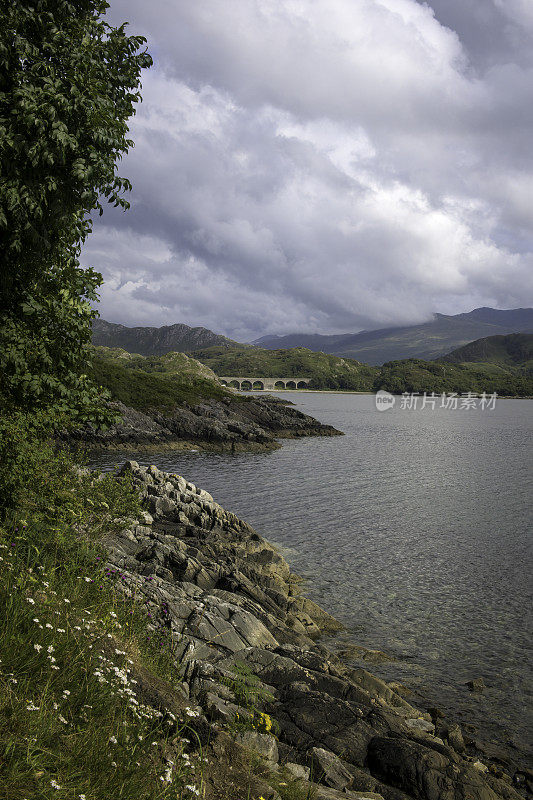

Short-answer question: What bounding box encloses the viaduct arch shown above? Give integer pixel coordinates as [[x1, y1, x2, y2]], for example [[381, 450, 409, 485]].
[[218, 377, 312, 390]]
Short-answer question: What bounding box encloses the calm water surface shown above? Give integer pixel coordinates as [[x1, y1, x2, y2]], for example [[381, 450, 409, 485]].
[[90, 393, 533, 763]]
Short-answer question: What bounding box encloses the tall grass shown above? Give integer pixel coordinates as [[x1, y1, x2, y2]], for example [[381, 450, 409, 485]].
[[0, 427, 205, 799]]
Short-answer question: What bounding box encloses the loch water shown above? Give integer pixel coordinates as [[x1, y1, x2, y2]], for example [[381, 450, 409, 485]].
[[89, 392, 533, 766]]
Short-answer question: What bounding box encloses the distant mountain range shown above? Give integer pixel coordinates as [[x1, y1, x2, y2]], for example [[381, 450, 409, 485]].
[[93, 307, 533, 366], [92, 319, 239, 356], [254, 308, 533, 365]]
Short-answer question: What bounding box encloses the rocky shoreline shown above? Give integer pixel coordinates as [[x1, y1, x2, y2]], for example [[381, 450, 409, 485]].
[[67, 395, 342, 452], [100, 461, 531, 800]]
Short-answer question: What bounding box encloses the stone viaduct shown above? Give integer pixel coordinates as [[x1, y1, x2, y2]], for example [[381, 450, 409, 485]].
[[218, 377, 312, 390]]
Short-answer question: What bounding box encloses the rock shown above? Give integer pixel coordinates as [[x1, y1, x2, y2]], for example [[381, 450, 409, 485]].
[[236, 731, 279, 763], [338, 645, 395, 665], [97, 464, 527, 800], [139, 510, 153, 525], [473, 760, 489, 774], [404, 717, 435, 735], [446, 724, 466, 753], [305, 785, 385, 800], [253, 784, 281, 800], [285, 762, 311, 780], [204, 692, 242, 724], [388, 682, 413, 698], [348, 669, 418, 714], [70, 394, 343, 451], [310, 746, 354, 791], [466, 677, 485, 693], [367, 736, 499, 800]]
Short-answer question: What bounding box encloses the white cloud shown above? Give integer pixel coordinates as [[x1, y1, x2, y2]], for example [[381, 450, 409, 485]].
[[82, 0, 533, 338]]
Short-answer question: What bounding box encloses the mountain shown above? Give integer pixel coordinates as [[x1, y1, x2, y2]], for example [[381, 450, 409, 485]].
[[92, 319, 240, 356], [441, 333, 533, 368], [254, 307, 533, 365]]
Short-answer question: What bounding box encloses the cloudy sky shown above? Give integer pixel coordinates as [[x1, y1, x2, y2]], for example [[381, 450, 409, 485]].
[[82, 0, 533, 341]]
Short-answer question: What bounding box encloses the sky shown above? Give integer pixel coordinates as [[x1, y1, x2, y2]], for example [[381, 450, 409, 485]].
[[81, 0, 533, 341]]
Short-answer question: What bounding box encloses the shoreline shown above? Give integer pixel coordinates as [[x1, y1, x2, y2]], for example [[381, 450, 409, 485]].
[[100, 460, 530, 798], [66, 395, 343, 453], [240, 389, 533, 399]]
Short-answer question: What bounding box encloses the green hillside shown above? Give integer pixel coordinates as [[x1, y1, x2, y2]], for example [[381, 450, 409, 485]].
[[91, 344, 533, 403], [441, 333, 533, 369], [375, 358, 533, 396], [191, 345, 378, 390], [89, 348, 232, 411]]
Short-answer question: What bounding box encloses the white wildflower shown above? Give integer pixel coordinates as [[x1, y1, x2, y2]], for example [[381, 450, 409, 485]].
[[26, 703, 40, 712], [33, 644, 42, 652], [109, 736, 118, 744], [50, 780, 61, 789], [26, 598, 35, 605]]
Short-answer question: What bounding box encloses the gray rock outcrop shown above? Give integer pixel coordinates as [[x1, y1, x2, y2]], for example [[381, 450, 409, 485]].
[[100, 462, 525, 800], [68, 395, 343, 451]]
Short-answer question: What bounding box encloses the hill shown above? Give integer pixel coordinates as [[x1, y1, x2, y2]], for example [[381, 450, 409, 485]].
[[441, 333, 533, 368], [254, 307, 533, 364], [375, 359, 532, 396], [84, 347, 342, 450], [92, 318, 240, 356], [89, 346, 236, 411], [188, 343, 533, 395], [190, 345, 378, 390]]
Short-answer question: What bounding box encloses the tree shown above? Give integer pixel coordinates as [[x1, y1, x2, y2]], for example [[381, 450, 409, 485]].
[[0, 0, 152, 421]]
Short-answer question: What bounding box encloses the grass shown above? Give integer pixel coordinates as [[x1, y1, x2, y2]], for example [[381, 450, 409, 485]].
[[89, 355, 232, 413], [0, 454, 210, 799], [0, 422, 309, 800]]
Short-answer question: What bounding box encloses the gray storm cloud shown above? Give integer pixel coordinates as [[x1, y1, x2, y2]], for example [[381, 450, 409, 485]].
[[81, 0, 533, 340]]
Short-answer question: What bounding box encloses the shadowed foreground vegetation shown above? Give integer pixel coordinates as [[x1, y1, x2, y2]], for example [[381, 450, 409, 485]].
[[0, 420, 314, 799]]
